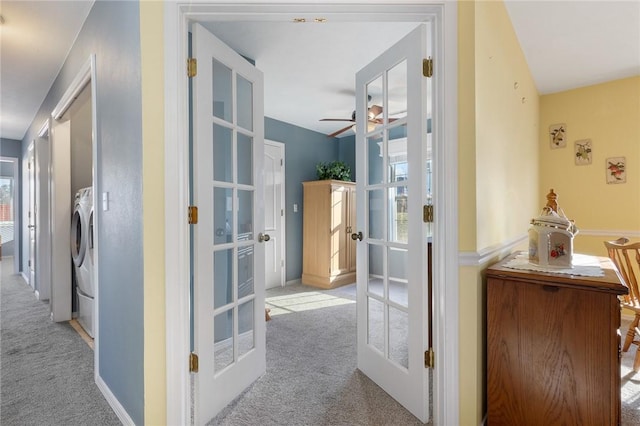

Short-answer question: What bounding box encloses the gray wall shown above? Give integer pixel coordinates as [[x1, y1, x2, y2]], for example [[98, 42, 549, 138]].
[[20, 1, 144, 424], [265, 117, 341, 281]]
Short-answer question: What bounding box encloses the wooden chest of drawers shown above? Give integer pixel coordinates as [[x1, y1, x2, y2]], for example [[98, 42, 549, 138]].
[[486, 253, 627, 425]]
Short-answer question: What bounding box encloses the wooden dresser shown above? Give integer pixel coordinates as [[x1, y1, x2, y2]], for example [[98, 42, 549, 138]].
[[486, 253, 627, 425], [301, 180, 356, 289]]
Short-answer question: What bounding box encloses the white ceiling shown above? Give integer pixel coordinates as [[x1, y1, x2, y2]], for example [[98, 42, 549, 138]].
[[0, 0, 94, 141], [1, 1, 638, 142]]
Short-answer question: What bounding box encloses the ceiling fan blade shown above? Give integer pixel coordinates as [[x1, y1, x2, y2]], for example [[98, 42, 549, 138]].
[[369, 104, 383, 118], [328, 124, 354, 138], [320, 118, 355, 122]]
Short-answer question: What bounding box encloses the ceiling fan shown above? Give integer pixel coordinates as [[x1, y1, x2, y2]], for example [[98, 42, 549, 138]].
[[320, 104, 384, 138]]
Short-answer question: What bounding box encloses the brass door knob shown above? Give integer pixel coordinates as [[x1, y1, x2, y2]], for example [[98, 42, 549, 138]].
[[258, 233, 271, 243], [351, 231, 363, 241]]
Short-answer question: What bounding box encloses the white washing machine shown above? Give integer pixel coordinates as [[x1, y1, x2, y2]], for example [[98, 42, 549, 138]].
[[71, 187, 95, 337]]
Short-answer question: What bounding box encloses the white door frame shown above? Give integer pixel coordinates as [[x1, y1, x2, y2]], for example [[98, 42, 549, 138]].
[[34, 120, 52, 301], [27, 142, 36, 289], [164, 2, 459, 425], [50, 54, 100, 372]]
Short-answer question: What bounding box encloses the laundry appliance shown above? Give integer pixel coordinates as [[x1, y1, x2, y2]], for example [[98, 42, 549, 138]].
[[71, 187, 95, 337]]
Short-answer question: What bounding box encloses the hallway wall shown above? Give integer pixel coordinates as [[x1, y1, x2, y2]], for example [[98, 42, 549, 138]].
[[20, 1, 145, 424]]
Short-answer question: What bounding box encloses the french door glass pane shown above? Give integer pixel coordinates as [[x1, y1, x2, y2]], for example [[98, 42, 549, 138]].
[[389, 279, 408, 308], [389, 306, 409, 369], [237, 133, 253, 186], [214, 249, 233, 309], [237, 190, 253, 241], [213, 124, 233, 183], [368, 132, 383, 185], [212, 59, 232, 122], [387, 60, 407, 122], [237, 245, 254, 299], [368, 189, 384, 240], [368, 244, 384, 297], [368, 297, 384, 353], [238, 300, 255, 358], [237, 75, 253, 131], [213, 187, 233, 244], [389, 186, 408, 244], [213, 309, 234, 373]]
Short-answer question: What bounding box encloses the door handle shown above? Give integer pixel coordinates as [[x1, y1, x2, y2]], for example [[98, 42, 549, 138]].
[[351, 231, 363, 241], [258, 233, 271, 243]]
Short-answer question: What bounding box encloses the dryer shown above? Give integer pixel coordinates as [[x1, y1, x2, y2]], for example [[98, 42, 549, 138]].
[[71, 187, 94, 337]]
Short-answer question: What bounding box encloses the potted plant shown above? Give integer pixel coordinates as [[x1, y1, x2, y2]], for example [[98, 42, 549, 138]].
[[315, 160, 351, 181]]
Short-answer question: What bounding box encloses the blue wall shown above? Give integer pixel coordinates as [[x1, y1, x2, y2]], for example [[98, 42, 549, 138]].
[[20, 1, 144, 424], [265, 117, 342, 281], [1, 138, 22, 158]]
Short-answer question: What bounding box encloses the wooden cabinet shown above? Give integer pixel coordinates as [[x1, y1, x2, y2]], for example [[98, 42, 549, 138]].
[[486, 253, 627, 425], [302, 180, 356, 289]]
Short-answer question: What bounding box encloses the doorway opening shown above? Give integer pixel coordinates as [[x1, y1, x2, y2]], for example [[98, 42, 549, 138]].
[[165, 3, 459, 426], [0, 157, 18, 272]]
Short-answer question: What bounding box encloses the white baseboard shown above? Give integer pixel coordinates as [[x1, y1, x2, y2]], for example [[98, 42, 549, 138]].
[[96, 374, 135, 426]]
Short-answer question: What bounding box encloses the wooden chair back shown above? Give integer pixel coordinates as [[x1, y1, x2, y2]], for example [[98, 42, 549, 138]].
[[604, 237, 640, 308]]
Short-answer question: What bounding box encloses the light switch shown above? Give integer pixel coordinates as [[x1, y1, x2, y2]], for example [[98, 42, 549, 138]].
[[293, 203, 298, 213], [102, 192, 109, 211]]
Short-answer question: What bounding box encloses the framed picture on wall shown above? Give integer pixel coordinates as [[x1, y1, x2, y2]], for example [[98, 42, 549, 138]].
[[606, 157, 626, 184], [574, 139, 592, 165], [549, 123, 566, 148]]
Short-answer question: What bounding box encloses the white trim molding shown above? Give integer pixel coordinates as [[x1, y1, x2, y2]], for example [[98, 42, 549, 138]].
[[578, 229, 640, 238], [458, 234, 528, 267]]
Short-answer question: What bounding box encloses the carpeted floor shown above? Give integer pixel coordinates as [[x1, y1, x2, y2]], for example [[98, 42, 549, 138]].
[[210, 283, 425, 426], [2, 257, 638, 425], [0, 257, 120, 426]]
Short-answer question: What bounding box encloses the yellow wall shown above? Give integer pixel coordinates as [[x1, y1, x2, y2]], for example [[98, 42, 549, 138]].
[[140, 2, 166, 425], [458, 1, 539, 424], [540, 76, 640, 258]]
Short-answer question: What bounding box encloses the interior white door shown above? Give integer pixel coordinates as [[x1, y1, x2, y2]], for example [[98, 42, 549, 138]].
[[49, 119, 72, 322], [35, 133, 52, 301], [192, 23, 266, 425], [27, 144, 36, 288], [354, 24, 431, 423], [264, 140, 285, 289]]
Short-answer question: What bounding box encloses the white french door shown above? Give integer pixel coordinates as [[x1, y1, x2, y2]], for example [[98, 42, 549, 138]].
[[192, 23, 266, 425], [354, 24, 431, 423]]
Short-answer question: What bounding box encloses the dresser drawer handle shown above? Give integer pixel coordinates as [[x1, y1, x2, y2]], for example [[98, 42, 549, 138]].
[[542, 285, 560, 292]]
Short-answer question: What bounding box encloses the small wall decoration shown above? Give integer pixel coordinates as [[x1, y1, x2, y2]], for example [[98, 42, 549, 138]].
[[574, 139, 592, 165], [606, 157, 626, 184], [549, 123, 566, 148]]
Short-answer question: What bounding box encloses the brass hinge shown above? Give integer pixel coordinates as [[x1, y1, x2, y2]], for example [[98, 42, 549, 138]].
[[423, 57, 433, 78], [187, 58, 197, 78], [425, 347, 435, 369], [423, 204, 434, 223], [188, 205, 198, 224], [189, 352, 199, 373]]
